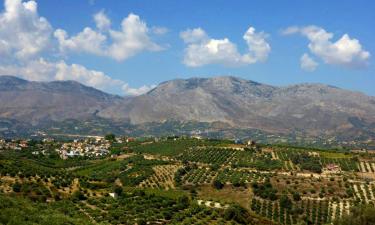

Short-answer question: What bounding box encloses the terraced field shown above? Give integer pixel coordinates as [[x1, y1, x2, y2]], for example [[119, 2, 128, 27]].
[[1, 138, 375, 224]]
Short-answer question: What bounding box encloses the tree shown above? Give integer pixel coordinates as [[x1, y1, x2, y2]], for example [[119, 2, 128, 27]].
[[12, 182, 22, 192], [113, 185, 123, 196], [71, 190, 86, 201], [279, 194, 292, 210], [224, 204, 251, 224], [105, 133, 116, 142], [293, 192, 301, 201], [213, 179, 224, 190], [334, 204, 375, 225], [177, 196, 190, 208]]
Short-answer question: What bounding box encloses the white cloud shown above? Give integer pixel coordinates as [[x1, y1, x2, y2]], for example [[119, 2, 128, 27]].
[[122, 83, 156, 96], [280, 26, 299, 35], [180, 26, 270, 67], [0, 1, 156, 96], [300, 53, 318, 72], [0, 58, 122, 90], [283, 25, 370, 69], [180, 28, 208, 43], [54, 28, 107, 55], [152, 26, 168, 35], [94, 11, 111, 31], [0, 58, 153, 95], [243, 27, 271, 62], [0, 0, 52, 60], [54, 12, 164, 61], [107, 13, 164, 61]]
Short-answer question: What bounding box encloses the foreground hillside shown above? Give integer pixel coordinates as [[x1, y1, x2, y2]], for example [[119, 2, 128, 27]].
[[0, 75, 374, 147], [1, 136, 375, 224]]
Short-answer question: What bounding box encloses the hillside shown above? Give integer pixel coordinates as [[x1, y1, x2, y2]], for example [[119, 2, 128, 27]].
[[100, 76, 375, 139], [0, 76, 120, 125], [0, 75, 374, 144]]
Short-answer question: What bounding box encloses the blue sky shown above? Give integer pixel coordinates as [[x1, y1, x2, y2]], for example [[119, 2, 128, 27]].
[[0, 0, 374, 96]]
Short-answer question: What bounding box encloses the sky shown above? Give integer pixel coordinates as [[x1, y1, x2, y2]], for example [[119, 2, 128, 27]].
[[0, 0, 374, 96]]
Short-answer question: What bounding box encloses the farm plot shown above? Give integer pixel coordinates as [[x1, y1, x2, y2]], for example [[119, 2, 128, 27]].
[[328, 200, 351, 223], [275, 150, 300, 171], [358, 161, 375, 173], [78, 192, 186, 224], [351, 182, 375, 203], [251, 197, 351, 225], [229, 151, 284, 171], [139, 164, 181, 190], [182, 167, 217, 185], [177, 147, 235, 165], [216, 169, 266, 186], [321, 157, 359, 172], [251, 198, 295, 225]]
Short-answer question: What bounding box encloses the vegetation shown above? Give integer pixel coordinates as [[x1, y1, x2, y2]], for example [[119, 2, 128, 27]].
[[334, 204, 375, 225], [0, 137, 374, 225]]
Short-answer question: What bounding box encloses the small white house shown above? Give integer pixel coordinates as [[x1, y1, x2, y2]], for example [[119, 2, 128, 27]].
[[109, 192, 118, 199]]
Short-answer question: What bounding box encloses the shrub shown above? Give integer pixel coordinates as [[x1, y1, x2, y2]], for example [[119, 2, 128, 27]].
[[12, 182, 22, 192], [213, 180, 224, 190]]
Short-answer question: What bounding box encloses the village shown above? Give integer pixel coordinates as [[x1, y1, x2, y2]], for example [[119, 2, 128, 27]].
[[0, 135, 141, 160]]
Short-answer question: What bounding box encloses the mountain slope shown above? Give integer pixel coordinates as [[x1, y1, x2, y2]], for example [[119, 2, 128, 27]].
[[0, 76, 120, 125], [1, 75, 374, 141], [99, 76, 375, 137]]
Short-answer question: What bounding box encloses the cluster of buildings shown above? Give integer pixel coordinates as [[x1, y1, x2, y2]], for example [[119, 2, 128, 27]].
[[0, 139, 28, 150], [56, 138, 111, 159]]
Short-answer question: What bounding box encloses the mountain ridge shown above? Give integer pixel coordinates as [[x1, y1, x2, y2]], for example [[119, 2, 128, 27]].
[[0, 75, 374, 143]]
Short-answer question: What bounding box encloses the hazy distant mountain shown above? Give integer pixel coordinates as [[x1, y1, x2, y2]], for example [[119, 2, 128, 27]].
[[1, 75, 375, 141], [0, 76, 120, 125]]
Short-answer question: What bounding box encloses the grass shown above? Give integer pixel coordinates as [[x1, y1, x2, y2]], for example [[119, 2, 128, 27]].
[[74, 159, 121, 177], [320, 152, 352, 159], [143, 187, 188, 199], [121, 186, 183, 196], [131, 138, 229, 156], [197, 185, 252, 210]]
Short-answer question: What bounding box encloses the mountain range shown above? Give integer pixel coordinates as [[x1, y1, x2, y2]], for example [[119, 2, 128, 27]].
[[1, 75, 374, 146]]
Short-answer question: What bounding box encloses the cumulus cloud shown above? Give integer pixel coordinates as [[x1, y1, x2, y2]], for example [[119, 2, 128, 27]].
[[180, 27, 270, 67], [122, 83, 156, 96], [300, 54, 318, 72], [0, 58, 153, 95], [54, 28, 107, 55], [94, 11, 111, 30], [54, 12, 164, 61], [180, 28, 208, 44], [283, 25, 370, 69], [0, 1, 155, 96], [107, 13, 164, 61], [0, 0, 52, 60], [0, 58, 123, 90]]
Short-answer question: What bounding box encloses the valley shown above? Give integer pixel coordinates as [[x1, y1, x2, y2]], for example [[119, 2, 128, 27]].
[[1, 136, 375, 224]]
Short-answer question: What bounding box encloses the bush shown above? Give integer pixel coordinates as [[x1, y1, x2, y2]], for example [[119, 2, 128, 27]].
[[213, 180, 224, 189], [293, 192, 301, 201], [224, 204, 251, 224], [113, 185, 123, 196], [334, 204, 375, 225], [279, 194, 292, 210], [105, 133, 116, 142], [252, 180, 278, 201], [71, 190, 87, 201], [12, 182, 22, 192]]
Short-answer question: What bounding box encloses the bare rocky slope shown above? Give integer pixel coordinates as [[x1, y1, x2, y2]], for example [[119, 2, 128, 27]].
[[0, 75, 120, 125], [99, 76, 375, 138], [1, 75, 375, 140]]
